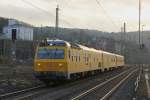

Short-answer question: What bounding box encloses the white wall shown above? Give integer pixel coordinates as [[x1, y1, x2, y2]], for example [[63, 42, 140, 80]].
[[3, 26, 33, 41]]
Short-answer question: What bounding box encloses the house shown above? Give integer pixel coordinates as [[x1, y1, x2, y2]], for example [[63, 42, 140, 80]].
[[3, 19, 33, 41]]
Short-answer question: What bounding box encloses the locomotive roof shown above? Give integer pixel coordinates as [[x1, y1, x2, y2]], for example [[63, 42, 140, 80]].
[[44, 39, 123, 57]]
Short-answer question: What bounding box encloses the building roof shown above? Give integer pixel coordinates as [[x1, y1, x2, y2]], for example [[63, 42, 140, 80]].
[[3, 24, 33, 29], [3, 19, 33, 29]]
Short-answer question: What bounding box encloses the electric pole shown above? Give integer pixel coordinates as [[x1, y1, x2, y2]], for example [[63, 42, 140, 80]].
[[120, 27, 124, 55], [55, 5, 59, 38], [123, 22, 126, 62], [139, 0, 141, 47], [142, 25, 145, 46], [124, 22, 126, 34]]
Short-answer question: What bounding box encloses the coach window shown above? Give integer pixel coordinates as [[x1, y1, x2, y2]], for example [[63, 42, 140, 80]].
[[85, 53, 86, 62], [72, 56, 73, 62], [76, 56, 77, 62], [77, 53, 79, 62], [68, 50, 71, 59], [87, 57, 89, 62], [85, 57, 87, 62], [73, 55, 75, 61], [79, 56, 80, 62], [83, 56, 84, 62]]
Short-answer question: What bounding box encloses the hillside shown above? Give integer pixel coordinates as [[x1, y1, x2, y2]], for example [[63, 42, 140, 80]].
[[0, 17, 8, 34], [34, 26, 150, 64], [0, 17, 150, 64]]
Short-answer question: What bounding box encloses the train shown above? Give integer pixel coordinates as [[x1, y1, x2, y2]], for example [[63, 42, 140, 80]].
[[34, 39, 124, 84]]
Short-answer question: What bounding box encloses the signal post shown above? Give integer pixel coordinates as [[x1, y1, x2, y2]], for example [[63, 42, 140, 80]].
[[7, 29, 17, 85]]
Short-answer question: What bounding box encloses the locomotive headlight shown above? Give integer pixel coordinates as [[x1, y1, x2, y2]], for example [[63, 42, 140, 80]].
[[59, 63, 63, 67], [37, 63, 41, 66]]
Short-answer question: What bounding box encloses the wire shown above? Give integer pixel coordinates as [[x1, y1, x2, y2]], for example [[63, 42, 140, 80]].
[[95, 0, 119, 30], [63, 0, 70, 8], [56, 0, 78, 28], [21, 0, 54, 17], [58, 0, 79, 28], [21, 0, 76, 27]]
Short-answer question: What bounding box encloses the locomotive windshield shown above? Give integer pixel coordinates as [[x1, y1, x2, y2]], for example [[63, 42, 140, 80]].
[[37, 48, 64, 59]]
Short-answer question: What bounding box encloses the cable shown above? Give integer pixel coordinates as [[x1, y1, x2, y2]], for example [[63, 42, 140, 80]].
[[63, 0, 70, 8], [58, 0, 79, 28], [56, 0, 78, 28], [95, 0, 119, 30], [21, 0, 54, 17], [21, 0, 76, 27]]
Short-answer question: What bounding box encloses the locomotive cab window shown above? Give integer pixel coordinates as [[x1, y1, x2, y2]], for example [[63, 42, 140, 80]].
[[37, 48, 64, 59]]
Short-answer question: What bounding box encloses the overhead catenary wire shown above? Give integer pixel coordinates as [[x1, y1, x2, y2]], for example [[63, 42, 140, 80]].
[[55, 0, 79, 28], [64, 0, 120, 31], [21, 0, 76, 28], [59, 0, 82, 28], [21, 0, 119, 31], [60, 0, 106, 30], [21, 0, 54, 17], [95, 0, 119, 30]]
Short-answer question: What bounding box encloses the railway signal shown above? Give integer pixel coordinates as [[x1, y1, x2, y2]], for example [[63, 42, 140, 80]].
[[11, 29, 16, 59], [12, 29, 17, 42]]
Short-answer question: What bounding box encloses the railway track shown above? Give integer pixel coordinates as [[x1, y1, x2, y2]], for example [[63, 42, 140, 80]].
[[0, 66, 136, 100], [30, 66, 135, 100], [0, 85, 45, 100], [71, 67, 138, 100]]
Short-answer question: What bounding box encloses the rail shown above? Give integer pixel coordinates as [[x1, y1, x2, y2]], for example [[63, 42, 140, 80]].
[[71, 68, 138, 100], [0, 85, 45, 99]]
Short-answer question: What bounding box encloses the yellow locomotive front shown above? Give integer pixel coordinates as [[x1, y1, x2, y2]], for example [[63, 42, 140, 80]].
[[34, 40, 69, 83]]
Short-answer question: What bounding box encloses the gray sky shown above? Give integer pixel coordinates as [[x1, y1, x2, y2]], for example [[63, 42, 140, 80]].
[[0, 0, 150, 32]]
